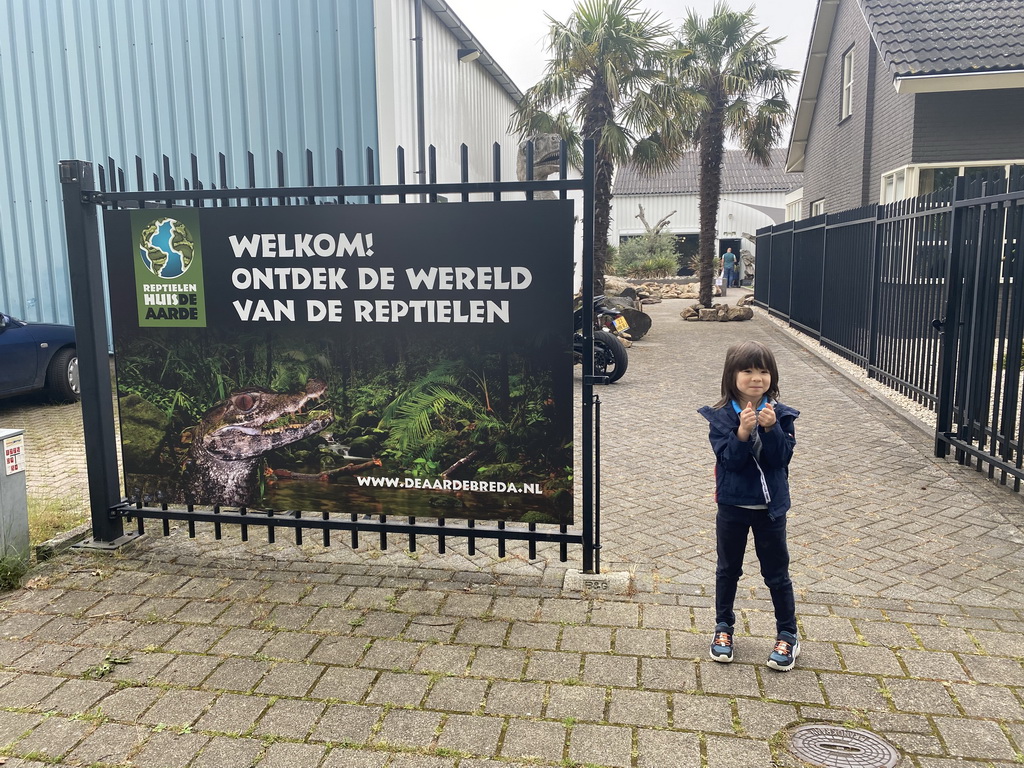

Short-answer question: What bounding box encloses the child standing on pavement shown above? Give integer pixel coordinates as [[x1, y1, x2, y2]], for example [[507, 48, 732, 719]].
[[698, 341, 801, 671]]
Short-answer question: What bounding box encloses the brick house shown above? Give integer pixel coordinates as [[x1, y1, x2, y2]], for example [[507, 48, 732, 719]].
[[786, 0, 1024, 217]]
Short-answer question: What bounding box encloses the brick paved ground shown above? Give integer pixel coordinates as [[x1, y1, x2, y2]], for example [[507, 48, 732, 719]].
[[1, 293, 1023, 767]]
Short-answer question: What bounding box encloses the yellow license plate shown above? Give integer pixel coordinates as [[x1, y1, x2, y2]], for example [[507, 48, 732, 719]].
[[613, 316, 629, 332]]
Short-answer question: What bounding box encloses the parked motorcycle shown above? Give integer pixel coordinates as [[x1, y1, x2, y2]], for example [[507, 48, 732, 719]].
[[573, 296, 629, 384]]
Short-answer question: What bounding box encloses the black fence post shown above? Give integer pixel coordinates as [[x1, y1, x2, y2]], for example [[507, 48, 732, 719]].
[[865, 204, 884, 379], [581, 139, 597, 574], [934, 177, 967, 457], [59, 160, 129, 546]]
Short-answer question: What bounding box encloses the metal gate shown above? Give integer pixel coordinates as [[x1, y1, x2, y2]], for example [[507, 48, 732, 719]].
[[935, 168, 1024, 491], [60, 140, 606, 572]]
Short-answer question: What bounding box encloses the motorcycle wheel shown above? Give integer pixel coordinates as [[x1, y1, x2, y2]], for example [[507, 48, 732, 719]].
[[594, 332, 628, 384]]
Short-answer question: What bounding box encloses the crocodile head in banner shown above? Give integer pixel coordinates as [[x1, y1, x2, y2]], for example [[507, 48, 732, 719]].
[[180, 378, 333, 506]]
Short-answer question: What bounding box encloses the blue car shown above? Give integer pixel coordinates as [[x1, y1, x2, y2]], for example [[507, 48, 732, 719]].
[[0, 312, 79, 402]]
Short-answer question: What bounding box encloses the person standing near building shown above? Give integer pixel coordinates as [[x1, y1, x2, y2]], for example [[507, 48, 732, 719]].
[[722, 247, 738, 289]]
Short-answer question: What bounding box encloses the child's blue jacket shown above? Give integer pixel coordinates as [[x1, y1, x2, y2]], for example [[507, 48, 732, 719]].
[[697, 400, 799, 519]]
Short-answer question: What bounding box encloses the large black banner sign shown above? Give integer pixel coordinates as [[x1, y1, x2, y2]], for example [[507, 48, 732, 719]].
[[104, 201, 575, 524]]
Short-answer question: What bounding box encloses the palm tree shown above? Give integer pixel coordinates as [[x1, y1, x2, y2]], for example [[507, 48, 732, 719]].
[[511, 0, 687, 296], [671, 3, 796, 307]]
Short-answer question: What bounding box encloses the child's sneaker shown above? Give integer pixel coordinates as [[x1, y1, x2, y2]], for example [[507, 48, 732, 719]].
[[709, 623, 735, 663], [767, 631, 800, 671]]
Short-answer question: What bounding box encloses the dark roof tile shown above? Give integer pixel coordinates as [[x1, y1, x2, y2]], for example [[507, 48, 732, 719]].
[[613, 148, 801, 195], [860, 0, 1024, 76]]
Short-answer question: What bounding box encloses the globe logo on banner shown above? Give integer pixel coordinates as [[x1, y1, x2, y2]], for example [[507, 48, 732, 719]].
[[138, 218, 195, 279]]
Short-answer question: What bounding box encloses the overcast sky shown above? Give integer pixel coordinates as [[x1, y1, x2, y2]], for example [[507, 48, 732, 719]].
[[445, 0, 819, 102]]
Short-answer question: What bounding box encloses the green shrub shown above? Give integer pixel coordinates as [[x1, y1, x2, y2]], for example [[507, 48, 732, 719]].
[[615, 231, 677, 277]]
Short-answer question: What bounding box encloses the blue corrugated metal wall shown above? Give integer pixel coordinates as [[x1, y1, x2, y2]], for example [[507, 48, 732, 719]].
[[0, 0, 379, 325]]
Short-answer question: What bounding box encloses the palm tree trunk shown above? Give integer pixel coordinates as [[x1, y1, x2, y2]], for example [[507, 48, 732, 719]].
[[698, 99, 726, 308], [592, 152, 615, 297]]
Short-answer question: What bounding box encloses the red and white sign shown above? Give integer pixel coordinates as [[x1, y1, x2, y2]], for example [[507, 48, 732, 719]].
[[4, 434, 25, 475]]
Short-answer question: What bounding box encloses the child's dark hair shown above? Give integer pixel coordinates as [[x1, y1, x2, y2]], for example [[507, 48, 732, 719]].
[[714, 341, 781, 408]]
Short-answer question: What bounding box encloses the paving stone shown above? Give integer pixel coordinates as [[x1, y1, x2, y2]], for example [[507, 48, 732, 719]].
[[614, 627, 667, 657], [735, 698, 799, 739], [567, 722, 632, 768], [583, 653, 638, 687], [506, 621, 559, 650], [440, 593, 493, 617], [884, 678, 957, 714], [254, 698, 326, 739], [485, 680, 546, 716], [800, 615, 859, 643], [311, 703, 382, 744], [468, 647, 526, 679], [590, 601, 640, 627], [524, 650, 581, 682], [373, 708, 442, 749], [933, 716, 1016, 759], [204, 657, 273, 692], [607, 688, 670, 727], [0, 673, 64, 707], [436, 713, 503, 756], [455, 618, 510, 646], [839, 643, 903, 675], [641, 657, 698, 692], [856, 621, 918, 648], [545, 683, 607, 722], [320, 746, 389, 768], [705, 734, 773, 768], [151, 654, 222, 686], [123, 729, 209, 765], [307, 636, 368, 666], [500, 719, 566, 762], [10, 716, 92, 760], [192, 735, 265, 768], [959, 654, 1024, 685], [760, 668, 825, 705], [642, 603, 694, 630], [898, 649, 969, 681], [38, 677, 116, 715], [425, 676, 488, 712], [196, 692, 271, 733], [365, 671, 430, 706], [95, 685, 162, 721], [361, 639, 421, 670], [255, 661, 325, 697], [139, 689, 217, 728], [309, 667, 376, 703], [209, 627, 273, 657], [700, 659, 757, 700], [672, 692, 734, 733], [560, 625, 613, 652], [161, 625, 225, 653], [950, 682, 1024, 719], [63, 721, 148, 765], [820, 673, 890, 711], [913, 625, 979, 653], [259, 741, 328, 768], [637, 728, 701, 767], [352, 611, 409, 639]]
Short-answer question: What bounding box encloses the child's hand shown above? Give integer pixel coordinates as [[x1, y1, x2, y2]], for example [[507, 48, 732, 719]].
[[737, 401, 757, 441], [758, 402, 777, 431]]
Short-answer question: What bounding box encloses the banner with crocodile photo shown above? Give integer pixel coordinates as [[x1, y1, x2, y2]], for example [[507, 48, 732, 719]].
[[103, 201, 575, 525]]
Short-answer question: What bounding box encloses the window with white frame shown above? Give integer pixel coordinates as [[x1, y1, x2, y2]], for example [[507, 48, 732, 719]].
[[785, 200, 802, 221], [881, 169, 906, 203], [841, 47, 854, 120], [810, 199, 825, 216]]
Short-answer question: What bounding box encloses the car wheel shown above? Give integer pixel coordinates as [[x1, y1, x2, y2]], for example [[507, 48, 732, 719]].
[[46, 347, 80, 402]]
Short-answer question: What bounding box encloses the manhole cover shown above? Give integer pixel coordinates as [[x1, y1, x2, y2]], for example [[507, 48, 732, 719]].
[[789, 724, 901, 768]]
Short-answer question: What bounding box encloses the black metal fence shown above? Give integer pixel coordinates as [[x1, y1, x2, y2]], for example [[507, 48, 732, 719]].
[[756, 167, 1024, 491], [61, 140, 605, 571]]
